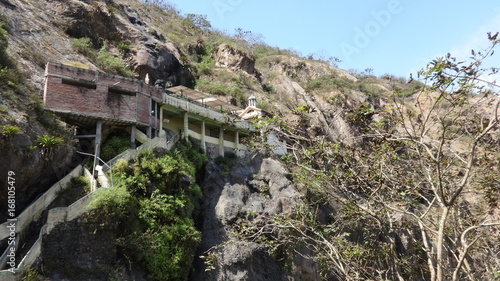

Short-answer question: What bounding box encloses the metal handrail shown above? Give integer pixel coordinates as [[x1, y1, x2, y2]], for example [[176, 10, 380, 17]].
[[75, 151, 113, 189]]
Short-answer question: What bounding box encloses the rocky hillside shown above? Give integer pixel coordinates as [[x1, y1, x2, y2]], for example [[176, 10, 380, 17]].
[[0, 0, 413, 218], [0, 0, 499, 280]]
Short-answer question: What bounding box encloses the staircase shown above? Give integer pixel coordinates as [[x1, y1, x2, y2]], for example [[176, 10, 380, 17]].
[[0, 135, 179, 280]]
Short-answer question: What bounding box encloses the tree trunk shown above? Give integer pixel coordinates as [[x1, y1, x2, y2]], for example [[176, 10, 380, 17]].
[[436, 206, 450, 281]]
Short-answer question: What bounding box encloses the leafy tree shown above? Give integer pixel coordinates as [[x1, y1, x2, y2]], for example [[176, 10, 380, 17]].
[[240, 34, 500, 281], [185, 13, 211, 30], [234, 27, 264, 46]]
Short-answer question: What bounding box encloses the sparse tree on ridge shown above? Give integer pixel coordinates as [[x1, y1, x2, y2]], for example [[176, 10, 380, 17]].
[[236, 34, 500, 281]]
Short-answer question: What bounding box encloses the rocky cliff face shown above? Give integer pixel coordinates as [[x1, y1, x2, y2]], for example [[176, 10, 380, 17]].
[[191, 157, 320, 281], [215, 43, 255, 75], [34, 156, 309, 281], [0, 0, 352, 221], [4, 0, 496, 280], [0, 0, 190, 221], [0, 0, 386, 278], [0, 0, 191, 87]]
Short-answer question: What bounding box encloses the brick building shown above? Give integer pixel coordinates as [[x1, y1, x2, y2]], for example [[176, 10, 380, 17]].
[[43, 62, 256, 160], [44, 62, 162, 133]]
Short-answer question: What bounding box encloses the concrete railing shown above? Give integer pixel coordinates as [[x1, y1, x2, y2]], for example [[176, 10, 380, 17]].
[[104, 134, 179, 173], [134, 128, 150, 144], [45, 191, 95, 234], [0, 225, 46, 280], [104, 149, 140, 172], [163, 94, 253, 132]]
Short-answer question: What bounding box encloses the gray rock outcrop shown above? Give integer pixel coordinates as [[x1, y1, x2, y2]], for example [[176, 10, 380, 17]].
[[192, 157, 306, 281], [214, 43, 255, 75]]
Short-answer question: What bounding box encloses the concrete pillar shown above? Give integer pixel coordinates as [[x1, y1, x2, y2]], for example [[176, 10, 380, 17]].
[[201, 119, 206, 152], [147, 127, 152, 138], [235, 131, 239, 149], [219, 126, 224, 157], [95, 120, 102, 159], [159, 106, 163, 133], [93, 120, 103, 187], [183, 112, 189, 141], [130, 125, 137, 149]]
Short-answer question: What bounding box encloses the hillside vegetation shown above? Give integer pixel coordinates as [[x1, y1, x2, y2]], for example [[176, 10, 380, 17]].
[[0, 0, 498, 280]]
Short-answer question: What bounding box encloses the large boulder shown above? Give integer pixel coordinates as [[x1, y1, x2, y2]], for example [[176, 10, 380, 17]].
[[193, 157, 307, 281], [133, 42, 180, 86], [214, 43, 255, 75]]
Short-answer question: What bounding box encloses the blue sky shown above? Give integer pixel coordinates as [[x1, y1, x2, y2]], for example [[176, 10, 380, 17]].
[[166, 0, 500, 79]]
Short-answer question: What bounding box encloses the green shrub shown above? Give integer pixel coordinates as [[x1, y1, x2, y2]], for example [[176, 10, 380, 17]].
[[193, 55, 215, 76], [359, 83, 384, 96], [305, 75, 357, 93], [101, 135, 130, 162], [1, 124, 20, 137], [175, 139, 208, 171], [70, 176, 91, 188], [69, 176, 92, 194], [345, 102, 376, 133], [262, 83, 274, 93], [36, 134, 63, 148], [253, 44, 280, 59], [0, 67, 23, 87], [92, 142, 205, 280], [6, 80, 16, 89], [96, 44, 135, 77], [71, 37, 94, 57], [88, 184, 131, 218], [0, 21, 14, 69], [36, 134, 63, 159], [191, 41, 215, 76], [214, 152, 237, 177], [196, 79, 243, 99], [71, 38, 134, 77], [20, 267, 44, 281], [139, 221, 200, 281], [27, 145, 37, 152], [294, 104, 309, 112], [117, 42, 131, 55]]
